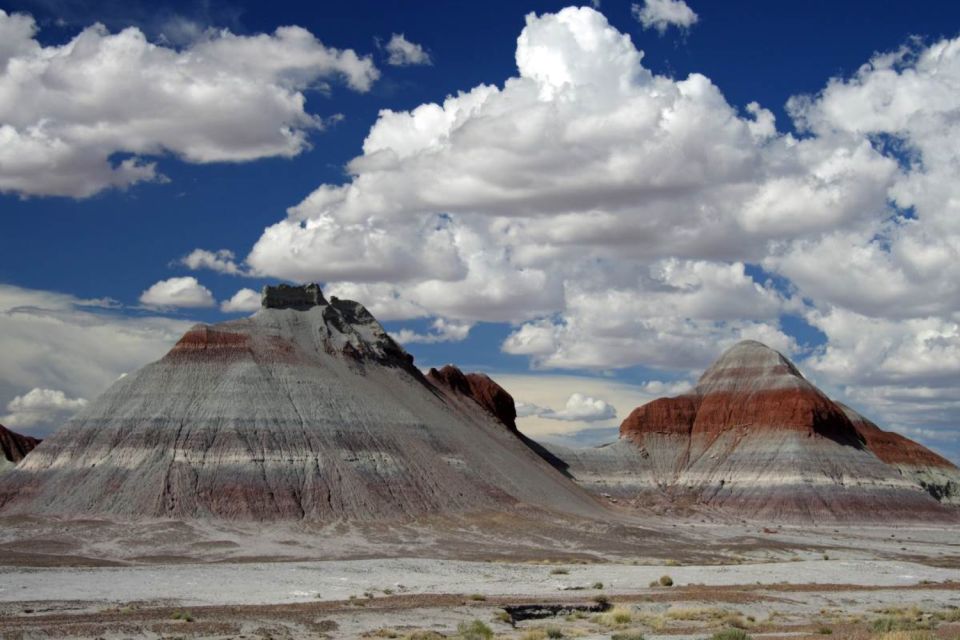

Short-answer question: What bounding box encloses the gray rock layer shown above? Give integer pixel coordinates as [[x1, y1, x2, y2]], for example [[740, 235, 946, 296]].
[[545, 341, 958, 522], [0, 296, 602, 521]]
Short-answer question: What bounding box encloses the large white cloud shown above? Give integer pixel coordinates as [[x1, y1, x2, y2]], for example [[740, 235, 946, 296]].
[[2, 388, 88, 431], [242, 6, 960, 458], [246, 6, 805, 359], [0, 285, 192, 435], [0, 10, 378, 198], [220, 288, 262, 313], [539, 393, 617, 422], [140, 277, 215, 308]]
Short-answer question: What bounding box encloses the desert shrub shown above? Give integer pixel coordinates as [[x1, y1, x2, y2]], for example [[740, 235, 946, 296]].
[[934, 607, 960, 622], [611, 633, 645, 640], [872, 633, 935, 640], [593, 594, 611, 609], [456, 619, 493, 640], [494, 610, 511, 624], [666, 607, 727, 621], [872, 617, 921, 633], [545, 627, 563, 639], [468, 593, 486, 601], [170, 610, 194, 622], [592, 581, 604, 589], [519, 631, 546, 640], [550, 568, 569, 575], [404, 632, 445, 640], [658, 575, 674, 587], [711, 629, 749, 640], [817, 626, 833, 634], [722, 613, 748, 629], [665, 559, 681, 566], [597, 606, 633, 626]]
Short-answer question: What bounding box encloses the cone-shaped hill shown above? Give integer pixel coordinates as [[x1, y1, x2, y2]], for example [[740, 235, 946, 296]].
[[0, 285, 602, 521], [0, 424, 40, 473], [545, 340, 959, 521]]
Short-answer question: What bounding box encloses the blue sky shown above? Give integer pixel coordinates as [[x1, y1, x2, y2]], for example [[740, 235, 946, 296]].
[[1, 0, 959, 462]]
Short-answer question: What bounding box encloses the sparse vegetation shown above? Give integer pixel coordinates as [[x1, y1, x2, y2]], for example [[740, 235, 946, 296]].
[[665, 559, 681, 566], [550, 568, 569, 575], [596, 606, 633, 626], [872, 617, 922, 633], [592, 581, 604, 589], [592, 594, 611, 609], [494, 610, 512, 624], [403, 632, 445, 640], [456, 619, 493, 640], [658, 575, 674, 587], [872, 633, 935, 640], [611, 633, 645, 640], [468, 593, 487, 601], [170, 610, 194, 622], [934, 607, 960, 622], [711, 629, 749, 640], [545, 627, 564, 639], [817, 626, 833, 634]]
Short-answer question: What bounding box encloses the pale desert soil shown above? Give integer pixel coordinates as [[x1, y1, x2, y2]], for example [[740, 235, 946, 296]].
[[0, 515, 958, 639]]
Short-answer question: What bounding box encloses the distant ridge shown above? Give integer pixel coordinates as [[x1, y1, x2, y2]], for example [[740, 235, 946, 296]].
[[545, 340, 959, 521], [0, 424, 41, 472]]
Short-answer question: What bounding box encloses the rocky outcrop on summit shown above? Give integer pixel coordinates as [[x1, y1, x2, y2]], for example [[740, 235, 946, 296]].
[[0, 285, 601, 521], [0, 424, 40, 472], [427, 365, 518, 432], [547, 341, 957, 521]]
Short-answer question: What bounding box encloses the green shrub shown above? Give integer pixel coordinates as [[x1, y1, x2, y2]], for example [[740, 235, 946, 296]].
[[468, 593, 487, 601], [456, 619, 493, 640], [658, 575, 674, 587]]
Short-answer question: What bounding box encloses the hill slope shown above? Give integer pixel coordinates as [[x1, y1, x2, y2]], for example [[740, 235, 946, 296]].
[[0, 285, 601, 521], [545, 341, 957, 521]]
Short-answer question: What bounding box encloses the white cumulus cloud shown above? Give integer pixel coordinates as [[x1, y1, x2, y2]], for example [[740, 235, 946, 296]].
[[2, 388, 87, 430], [632, 0, 699, 33], [0, 10, 379, 198], [539, 393, 617, 422], [220, 288, 262, 313], [140, 277, 215, 308], [0, 284, 192, 436], [239, 6, 960, 459], [392, 318, 472, 344], [384, 33, 431, 66], [180, 249, 246, 275]]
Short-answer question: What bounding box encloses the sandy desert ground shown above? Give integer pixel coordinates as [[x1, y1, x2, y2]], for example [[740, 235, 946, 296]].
[[1, 511, 958, 639]]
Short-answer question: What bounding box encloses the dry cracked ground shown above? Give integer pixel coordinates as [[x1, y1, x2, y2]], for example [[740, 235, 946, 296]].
[[0, 512, 958, 640]]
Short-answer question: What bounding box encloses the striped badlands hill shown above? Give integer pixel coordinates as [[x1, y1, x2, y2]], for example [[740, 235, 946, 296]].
[[0, 284, 602, 521], [546, 341, 958, 521], [0, 424, 41, 473], [839, 404, 960, 506]]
